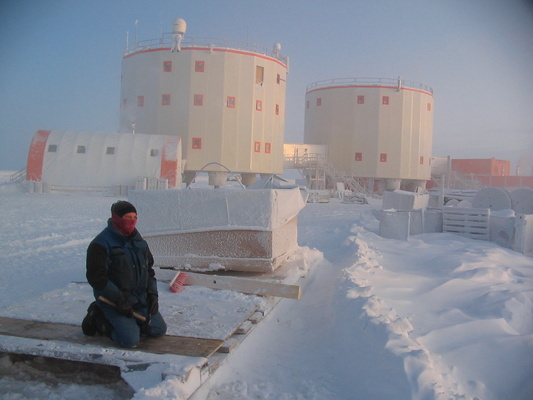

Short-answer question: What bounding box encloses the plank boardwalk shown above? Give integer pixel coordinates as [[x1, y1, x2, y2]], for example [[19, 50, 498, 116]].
[[0, 317, 223, 358]]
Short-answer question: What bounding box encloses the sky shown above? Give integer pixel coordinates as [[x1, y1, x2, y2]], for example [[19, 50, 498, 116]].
[[1, 0, 533, 171]]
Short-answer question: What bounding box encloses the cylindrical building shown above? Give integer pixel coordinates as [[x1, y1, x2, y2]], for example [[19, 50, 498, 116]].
[[304, 77, 433, 192], [119, 20, 289, 186]]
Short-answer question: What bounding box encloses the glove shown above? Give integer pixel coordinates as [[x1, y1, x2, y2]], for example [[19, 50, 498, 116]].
[[147, 292, 159, 316], [115, 293, 133, 318]]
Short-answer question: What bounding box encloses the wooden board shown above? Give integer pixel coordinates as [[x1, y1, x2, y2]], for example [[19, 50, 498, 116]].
[[175, 271, 302, 299], [0, 317, 223, 358]]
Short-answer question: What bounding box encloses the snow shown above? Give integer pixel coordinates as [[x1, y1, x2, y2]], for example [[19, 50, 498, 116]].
[[1, 172, 532, 400]]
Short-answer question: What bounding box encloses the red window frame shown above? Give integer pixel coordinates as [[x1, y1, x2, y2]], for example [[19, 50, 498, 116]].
[[265, 143, 271, 153], [192, 138, 202, 149], [254, 141, 261, 152], [256, 100, 263, 111], [195, 61, 205, 72], [355, 152, 363, 161], [137, 96, 144, 107], [163, 61, 172, 72], [382, 96, 389, 105], [194, 94, 204, 106], [427, 103, 432, 111], [357, 96, 365, 104], [316, 98, 322, 106], [420, 156, 424, 165], [162, 94, 171, 106], [380, 153, 388, 162], [227, 96, 236, 108], [275, 104, 280, 115]]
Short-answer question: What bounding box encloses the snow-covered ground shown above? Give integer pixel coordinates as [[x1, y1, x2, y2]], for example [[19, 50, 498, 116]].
[[0, 171, 532, 400]]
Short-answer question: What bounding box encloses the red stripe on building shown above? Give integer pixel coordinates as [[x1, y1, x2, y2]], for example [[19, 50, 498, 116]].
[[160, 135, 181, 187], [26, 130, 51, 181]]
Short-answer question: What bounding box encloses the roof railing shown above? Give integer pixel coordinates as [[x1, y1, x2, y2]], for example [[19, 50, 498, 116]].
[[124, 34, 288, 65], [306, 77, 433, 94]]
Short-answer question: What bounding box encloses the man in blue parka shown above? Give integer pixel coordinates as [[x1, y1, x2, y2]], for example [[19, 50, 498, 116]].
[[82, 201, 167, 347]]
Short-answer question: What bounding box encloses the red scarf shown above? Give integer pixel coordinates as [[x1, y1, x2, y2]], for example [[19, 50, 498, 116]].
[[111, 213, 137, 236]]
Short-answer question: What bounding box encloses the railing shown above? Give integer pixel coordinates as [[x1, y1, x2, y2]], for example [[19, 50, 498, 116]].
[[124, 34, 289, 65], [10, 168, 26, 183], [306, 77, 433, 95]]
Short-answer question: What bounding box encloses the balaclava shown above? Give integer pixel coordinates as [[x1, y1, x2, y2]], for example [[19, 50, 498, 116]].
[[110, 201, 137, 236]]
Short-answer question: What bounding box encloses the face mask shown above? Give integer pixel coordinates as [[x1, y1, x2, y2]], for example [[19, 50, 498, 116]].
[[111, 213, 137, 236]]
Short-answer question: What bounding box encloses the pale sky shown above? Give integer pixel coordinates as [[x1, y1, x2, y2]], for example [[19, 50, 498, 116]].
[[1, 0, 532, 171]]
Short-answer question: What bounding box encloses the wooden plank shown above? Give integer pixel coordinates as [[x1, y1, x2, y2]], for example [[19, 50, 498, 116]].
[[181, 271, 302, 299], [0, 317, 223, 358], [248, 311, 264, 324]]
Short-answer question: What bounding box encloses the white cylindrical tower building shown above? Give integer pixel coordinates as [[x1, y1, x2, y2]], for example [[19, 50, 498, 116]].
[[304, 77, 433, 191], [119, 19, 288, 186]]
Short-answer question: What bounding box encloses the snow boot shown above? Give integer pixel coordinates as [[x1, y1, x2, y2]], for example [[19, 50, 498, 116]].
[[82, 301, 112, 337]]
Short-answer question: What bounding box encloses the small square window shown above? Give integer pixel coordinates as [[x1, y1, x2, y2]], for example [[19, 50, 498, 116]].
[[357, 96, 365, 104], [150, 149, 159, 157], [227, 96, 236, 108], [382, 96, 389, 105], [275, 104, 280, 115], [420, 156, 424, 165], [355, 152, 363, 161], [427, 103, 432, 111], [77, 145, 86, 154], [256, 100, 262, 111], [47, 144, 57, 153], [254, 141, 261, 152], [163, 61, 172, 72], [192, 138, 202, 149], [194, 94, 204, 106], [137, 96, 144, 107], [195, 61, 205, 72], [162, 94, 171, 105], [106, 147, 115, 155], [316, 98, 322, 106], [380, 153, 388, 162], [265, 143, 271, 153]]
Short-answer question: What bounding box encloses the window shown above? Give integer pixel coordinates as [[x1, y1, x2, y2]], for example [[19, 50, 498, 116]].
[[195, 61, 205, 72], [316, 98, 322, 106], [106, 147, 115, 155], [150, 149, 159, 157], [162, 94, 171, 105], [357, 96, 365, 104], [254, 141, 261, 152], [77, 146, 86, 154], [194, 94, 203, 106], [355, 152, 363, 161], [227, 96, 236, 108], [192, 138, 202, 149], [137, 96, 144, 107], [122, 98, 127, 107], [256, 100, 262, 111], [163, 61, 172, 72], [47, 144, 57, 153], [277, 73, 281, 84], [427, 103, 432, 111], [275, 104, 280, 115], [382, 96, 389, 105], [265, 143, 271, 153], [420, 156, 424, 165], [256, 66, 264, 85], [380, 153, 388, 162]]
